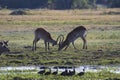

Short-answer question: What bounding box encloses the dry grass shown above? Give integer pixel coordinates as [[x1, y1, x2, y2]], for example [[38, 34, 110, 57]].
[[0, 15, 119, 22], [0, 8, 119, 32]]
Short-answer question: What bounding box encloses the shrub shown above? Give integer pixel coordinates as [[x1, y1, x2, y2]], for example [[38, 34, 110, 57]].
[[10, 9, 27, 15]]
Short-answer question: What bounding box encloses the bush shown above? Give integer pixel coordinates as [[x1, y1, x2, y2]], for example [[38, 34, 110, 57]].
[[10, 9, 27, 15], [102, 11, 120, 15]]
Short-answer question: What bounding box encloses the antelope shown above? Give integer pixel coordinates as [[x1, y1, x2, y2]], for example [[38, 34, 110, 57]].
[[0, 41, 8, 47], [0, 41, 10, 53], [32, 28, 59, 51], [58, 26, 87, 51]]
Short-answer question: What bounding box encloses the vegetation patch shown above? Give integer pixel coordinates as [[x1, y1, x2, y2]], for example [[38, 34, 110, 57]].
[[0, 8, 120, 67], [103, 11, 120, 15], [0, 71, 120, 80], [10, 9, 28, 15]]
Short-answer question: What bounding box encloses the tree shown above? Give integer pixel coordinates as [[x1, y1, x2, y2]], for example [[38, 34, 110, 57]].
[[96, 0, 107, 5], [107, 0, 120, 8], [54, 0, 73, 9], [72, 0, 90, 9], [0, 0, 48, 9], [0, 0, 119, 9]]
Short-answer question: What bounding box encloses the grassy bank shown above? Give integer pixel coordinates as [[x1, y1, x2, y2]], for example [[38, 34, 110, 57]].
[[0, 71, 120, 80], [0, 29, 119, 66]]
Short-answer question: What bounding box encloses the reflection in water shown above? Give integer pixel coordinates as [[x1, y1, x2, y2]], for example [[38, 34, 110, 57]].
[[0, 65, 120, 74]]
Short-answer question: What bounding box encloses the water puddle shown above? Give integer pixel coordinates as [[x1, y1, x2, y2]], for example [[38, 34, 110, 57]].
[[0, 65, 120, 74]]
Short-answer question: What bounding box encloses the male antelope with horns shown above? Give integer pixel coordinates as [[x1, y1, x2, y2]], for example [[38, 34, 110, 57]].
[[32, 28, 60, 51], [58, 26, 87, 51]]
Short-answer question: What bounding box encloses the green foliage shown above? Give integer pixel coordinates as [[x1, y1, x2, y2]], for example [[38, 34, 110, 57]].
[[0, 0, 120, 9], [0, 71, 120, 80], [0, 0, 48, 9], [107, 0, 120, 8], [72, 0, 94, 9]]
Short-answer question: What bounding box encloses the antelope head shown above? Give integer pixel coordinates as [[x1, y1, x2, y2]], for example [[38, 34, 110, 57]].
[[3, 41, 9, 46], [51, 40, 57, 46], [0, 41, 10, 53], [57, 26, 87, 51]]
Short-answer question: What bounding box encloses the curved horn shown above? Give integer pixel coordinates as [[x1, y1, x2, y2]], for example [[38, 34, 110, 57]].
[[56, 34, 64, 44]]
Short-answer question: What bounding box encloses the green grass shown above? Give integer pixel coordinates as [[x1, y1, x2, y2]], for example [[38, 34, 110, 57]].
[[0, 71, 120, 80], [0, 19, 120, 26], [0, 29, 120, 66], [0, 9, 120, 79]]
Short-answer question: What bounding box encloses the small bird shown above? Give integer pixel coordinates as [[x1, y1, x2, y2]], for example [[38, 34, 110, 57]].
[[52, 67, 58, 75], [61, 67, 68, 76], [68, 66, 76, 76], [38, 69, 45, 75], [78, 67, 85, 76], [44, 68, 51, 75], [38, 66, 46, 75]]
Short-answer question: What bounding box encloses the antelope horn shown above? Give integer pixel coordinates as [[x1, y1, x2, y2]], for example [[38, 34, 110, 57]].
[[56, 34, 64, 45]]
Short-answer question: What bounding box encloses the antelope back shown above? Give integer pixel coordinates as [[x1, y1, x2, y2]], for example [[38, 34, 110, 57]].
[[35, 28, 52, 40]]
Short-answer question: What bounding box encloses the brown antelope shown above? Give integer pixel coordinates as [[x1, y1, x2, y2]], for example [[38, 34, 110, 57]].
[[32, 28, 58, 51], [58, 26, 87, 51]]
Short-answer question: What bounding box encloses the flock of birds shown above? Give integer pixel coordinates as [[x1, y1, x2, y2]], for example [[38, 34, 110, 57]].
[[38, 66, 85, 76]]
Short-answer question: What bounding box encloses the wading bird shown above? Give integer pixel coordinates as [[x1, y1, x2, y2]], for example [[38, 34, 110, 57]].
[[38, 66, 47, 75], [52, 67, 58, 75], [68, 66, 76, 76], [61, 67, 69, 76], [77, 67, 85, 76], [44, 67, 51, 75]]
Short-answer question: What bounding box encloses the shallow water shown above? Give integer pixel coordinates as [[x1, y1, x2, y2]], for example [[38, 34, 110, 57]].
[[0, 65, 120, 74]]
